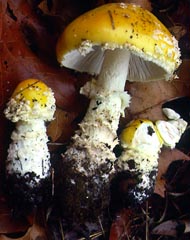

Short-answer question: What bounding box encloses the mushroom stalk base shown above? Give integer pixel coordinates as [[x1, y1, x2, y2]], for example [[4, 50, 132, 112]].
[[61, 92, 128, 225], [115, 151, 159, 204]]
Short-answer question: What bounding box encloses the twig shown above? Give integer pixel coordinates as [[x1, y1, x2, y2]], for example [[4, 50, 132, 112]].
[[51, 167, 55, 196], [78, 231, 103, 240], [98, 216, 105, 237], [146, 201, 149, 240], [59, 218, 65, 240], [156, 191, 169, 224]]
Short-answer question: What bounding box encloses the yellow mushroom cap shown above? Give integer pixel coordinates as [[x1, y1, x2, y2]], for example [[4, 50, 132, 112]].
[[4, 79, 56, 122], [120, 119, 163, 150], [56, 3, 181, 82], [12, 79, 51, 107]]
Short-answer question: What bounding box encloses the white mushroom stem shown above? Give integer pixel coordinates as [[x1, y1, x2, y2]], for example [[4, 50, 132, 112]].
[[6, 119, 51, 187], [64, 48, 131, 175], [97, 48, 131, 91]]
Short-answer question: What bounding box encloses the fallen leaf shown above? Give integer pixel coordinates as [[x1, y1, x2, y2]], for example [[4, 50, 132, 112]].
[[125, 77, 190, 123], [0, 194, 29, 234], [0, 224, 47, 240], [38, 0, 100, 27], [152, 219, 185, 237], [47, 107, 78, 143], [154, 148, 190, 197], [109, 208, 134, 240]]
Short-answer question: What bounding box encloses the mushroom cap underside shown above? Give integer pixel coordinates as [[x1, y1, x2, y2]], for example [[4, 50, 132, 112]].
[[56, 3, 181, 82]]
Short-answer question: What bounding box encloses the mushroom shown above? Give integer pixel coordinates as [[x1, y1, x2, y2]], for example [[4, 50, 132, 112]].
[[56, 3, 181, 226], [117, 115, 187, 203], [117, 119, 164, 202], [4, 78, 56, 214]]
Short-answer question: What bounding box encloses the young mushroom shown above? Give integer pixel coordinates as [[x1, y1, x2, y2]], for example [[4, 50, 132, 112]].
[[117, 119, 163, 203], [117, 114, 187, 203], [56, 3, 181, 226], [4, 79, 56, 214]]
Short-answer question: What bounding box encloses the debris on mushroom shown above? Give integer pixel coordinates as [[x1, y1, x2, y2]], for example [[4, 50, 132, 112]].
[[162, 96, 190, 124], [155, 118, 187, 149], [55, 3, 181, 225], [4, 79, 56, 214], [161, 96, 190, 154], [156, 99, 188, 149]]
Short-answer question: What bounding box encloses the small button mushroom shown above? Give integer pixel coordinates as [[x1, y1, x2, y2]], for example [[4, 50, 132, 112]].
[[117, 119, 163, 202], [162, 96, 190, 125], [4, 79, 56, 214], [116, 115, 187, 203]]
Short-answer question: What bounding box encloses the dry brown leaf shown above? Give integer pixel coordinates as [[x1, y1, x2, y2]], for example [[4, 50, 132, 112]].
[[0, 194, 29, 234], [125, 76, 190, 123], [154, 148, 190, 197], [37, 0, 105, 29], [0, 224, 47, 240], [109, 208, 134, 240], [47, 107, 78, 143]]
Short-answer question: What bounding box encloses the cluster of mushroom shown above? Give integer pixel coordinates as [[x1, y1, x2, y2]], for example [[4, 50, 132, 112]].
[[3, 1, 182, 227], [55, 2, 182, 222]]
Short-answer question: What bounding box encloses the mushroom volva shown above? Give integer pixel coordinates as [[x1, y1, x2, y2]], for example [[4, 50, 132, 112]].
[[4, 79, 56, 213], [56, 3, 181, 225]]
